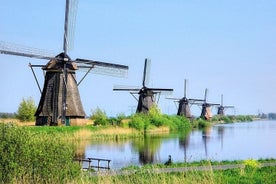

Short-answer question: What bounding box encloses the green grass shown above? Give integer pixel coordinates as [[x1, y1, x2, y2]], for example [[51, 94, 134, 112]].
[[78, 163, 276, 184]]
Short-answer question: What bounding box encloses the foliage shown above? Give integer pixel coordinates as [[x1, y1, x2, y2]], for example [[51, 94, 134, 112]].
[[129, 113, 150, 131], [82, 163, 276, 184], [90, 108, 109, 126], [0, 113, 16, 119], [0, 123, 81, 183], [16, 97, 37, 122], [128, 107, 191, 132], [191, 118, 211, 129], [235, 115, 253, 122], [109, 113, 126, 126]]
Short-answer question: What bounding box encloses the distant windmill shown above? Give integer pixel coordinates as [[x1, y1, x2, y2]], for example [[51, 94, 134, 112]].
[[114, 58, 173, 113], [194, 89, 219, 120], [217, 94, 234, 115], [167, 79, 203, 118], [0, 0, 128, 126]]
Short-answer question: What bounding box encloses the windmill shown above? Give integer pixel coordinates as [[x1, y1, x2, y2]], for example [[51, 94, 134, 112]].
[[195, 89, 219, 120], [217, 94, 234, 115], [167, 79, 203, 118], [0, 0, 128, 126], [113, 58, 173, 113]]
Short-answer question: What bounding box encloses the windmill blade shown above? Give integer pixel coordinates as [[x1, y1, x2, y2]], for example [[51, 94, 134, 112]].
[[166, 97, 181, 100], [184, 79, 187, 98], [142, 58, 151, 87], [149, 88, 173, 91], [189, 98, 205, 102], [76, 58, 128, 77], [113, 85, 140, 91], [209, 103, 220, 106], [148, 87, 173, 95], [67, 0, 78, 51], [221, 94, 224, 106], [224, 105, 235, 108], [191, 102, 204, 106], [0, 41, 55, 60], [63, 0, 78, 53], [204, 88, 208, 102]]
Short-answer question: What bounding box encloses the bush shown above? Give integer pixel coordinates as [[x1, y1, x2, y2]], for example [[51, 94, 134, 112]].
[[0, 123, 81, 183], [16, 97, 36, 122], [192, 118, 210, 129], [90, 108, 109, 126], [129, 113, 149, 131]]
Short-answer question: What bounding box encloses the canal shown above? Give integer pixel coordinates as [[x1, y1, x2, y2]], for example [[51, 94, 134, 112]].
[[84, 120, 276, 169]]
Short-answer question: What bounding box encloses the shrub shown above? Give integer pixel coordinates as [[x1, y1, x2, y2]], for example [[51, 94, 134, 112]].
[[129, 113, 149, 131], [196, 118, 210, 129], [16, 97, 36, 122], [221, 116, 233, 123], [90, 108, 109, 126], [0, 123, 81, 183]]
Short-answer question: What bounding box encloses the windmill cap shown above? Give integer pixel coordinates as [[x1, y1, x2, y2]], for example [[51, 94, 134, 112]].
[[43, 52, 78, 70]]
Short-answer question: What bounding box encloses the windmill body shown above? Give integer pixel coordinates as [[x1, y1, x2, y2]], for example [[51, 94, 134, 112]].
[[137, 87, 155, 113], [198, 89, 219, 120], [201, 103, 213, 120], [114, 58, 173, 113], [35, 53, 85, 125], [217, 106, 225, 116], [217, 95, 234, 116], [177, 97, 192, 118], [0, 0, 128, 126], [167, 79, 203, 118]]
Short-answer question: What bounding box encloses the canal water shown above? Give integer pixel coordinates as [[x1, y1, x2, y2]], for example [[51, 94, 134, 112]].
[[84, 120, 276, 169]]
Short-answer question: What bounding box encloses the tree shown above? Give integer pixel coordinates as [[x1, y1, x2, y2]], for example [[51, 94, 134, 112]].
[[16, 97, 37, 122]]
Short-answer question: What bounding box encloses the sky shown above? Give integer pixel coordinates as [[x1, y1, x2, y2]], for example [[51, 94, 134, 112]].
[[0, 0, 276, 117]]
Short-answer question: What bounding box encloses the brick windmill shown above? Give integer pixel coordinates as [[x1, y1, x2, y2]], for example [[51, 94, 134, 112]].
[[0, 0, 128, 126], [114, 58, 173, 113]]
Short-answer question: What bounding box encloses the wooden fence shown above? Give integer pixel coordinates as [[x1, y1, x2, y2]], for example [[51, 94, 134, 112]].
[[75, 157, 111, 171]]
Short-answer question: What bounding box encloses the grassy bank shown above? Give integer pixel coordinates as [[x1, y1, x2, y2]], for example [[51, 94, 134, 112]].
[[79, 159, 276, 184]]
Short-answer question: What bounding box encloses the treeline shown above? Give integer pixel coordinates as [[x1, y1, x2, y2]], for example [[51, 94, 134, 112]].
[[90, 107, 255, 132], [211, 115, 254, 123], [0, 112, 16, 118]]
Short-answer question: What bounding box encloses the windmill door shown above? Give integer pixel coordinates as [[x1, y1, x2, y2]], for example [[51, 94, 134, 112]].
[[65, 118, 70, 126]]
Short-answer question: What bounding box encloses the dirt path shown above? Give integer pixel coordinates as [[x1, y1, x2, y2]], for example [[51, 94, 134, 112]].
[[90, 162, 276, 176]]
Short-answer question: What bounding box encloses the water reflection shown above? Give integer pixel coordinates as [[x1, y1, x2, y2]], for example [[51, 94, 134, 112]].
[[82, 120, 276, 169], [179, 131, 191, 162], [217, 126, 224, 150], [132, 135, 162, 164], [202, 127, 212, 158]]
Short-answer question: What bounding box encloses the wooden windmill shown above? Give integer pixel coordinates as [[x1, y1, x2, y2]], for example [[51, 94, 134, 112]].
[[0, 0, 128, 126], [194, 89, 219, 120], [217, 94, 234, 115], [167, 79, 203, 118], [114, 58, 173, 113]]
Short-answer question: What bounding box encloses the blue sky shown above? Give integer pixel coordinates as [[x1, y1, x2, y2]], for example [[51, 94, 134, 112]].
[[0, 0, 276, 117]]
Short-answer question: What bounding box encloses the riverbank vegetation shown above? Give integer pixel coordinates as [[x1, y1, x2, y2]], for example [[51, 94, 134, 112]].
[[0, 123, 81, 184], [0, 118, 274, 183], [83, 163, 276, 184], [1, 123, 275, 183]]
